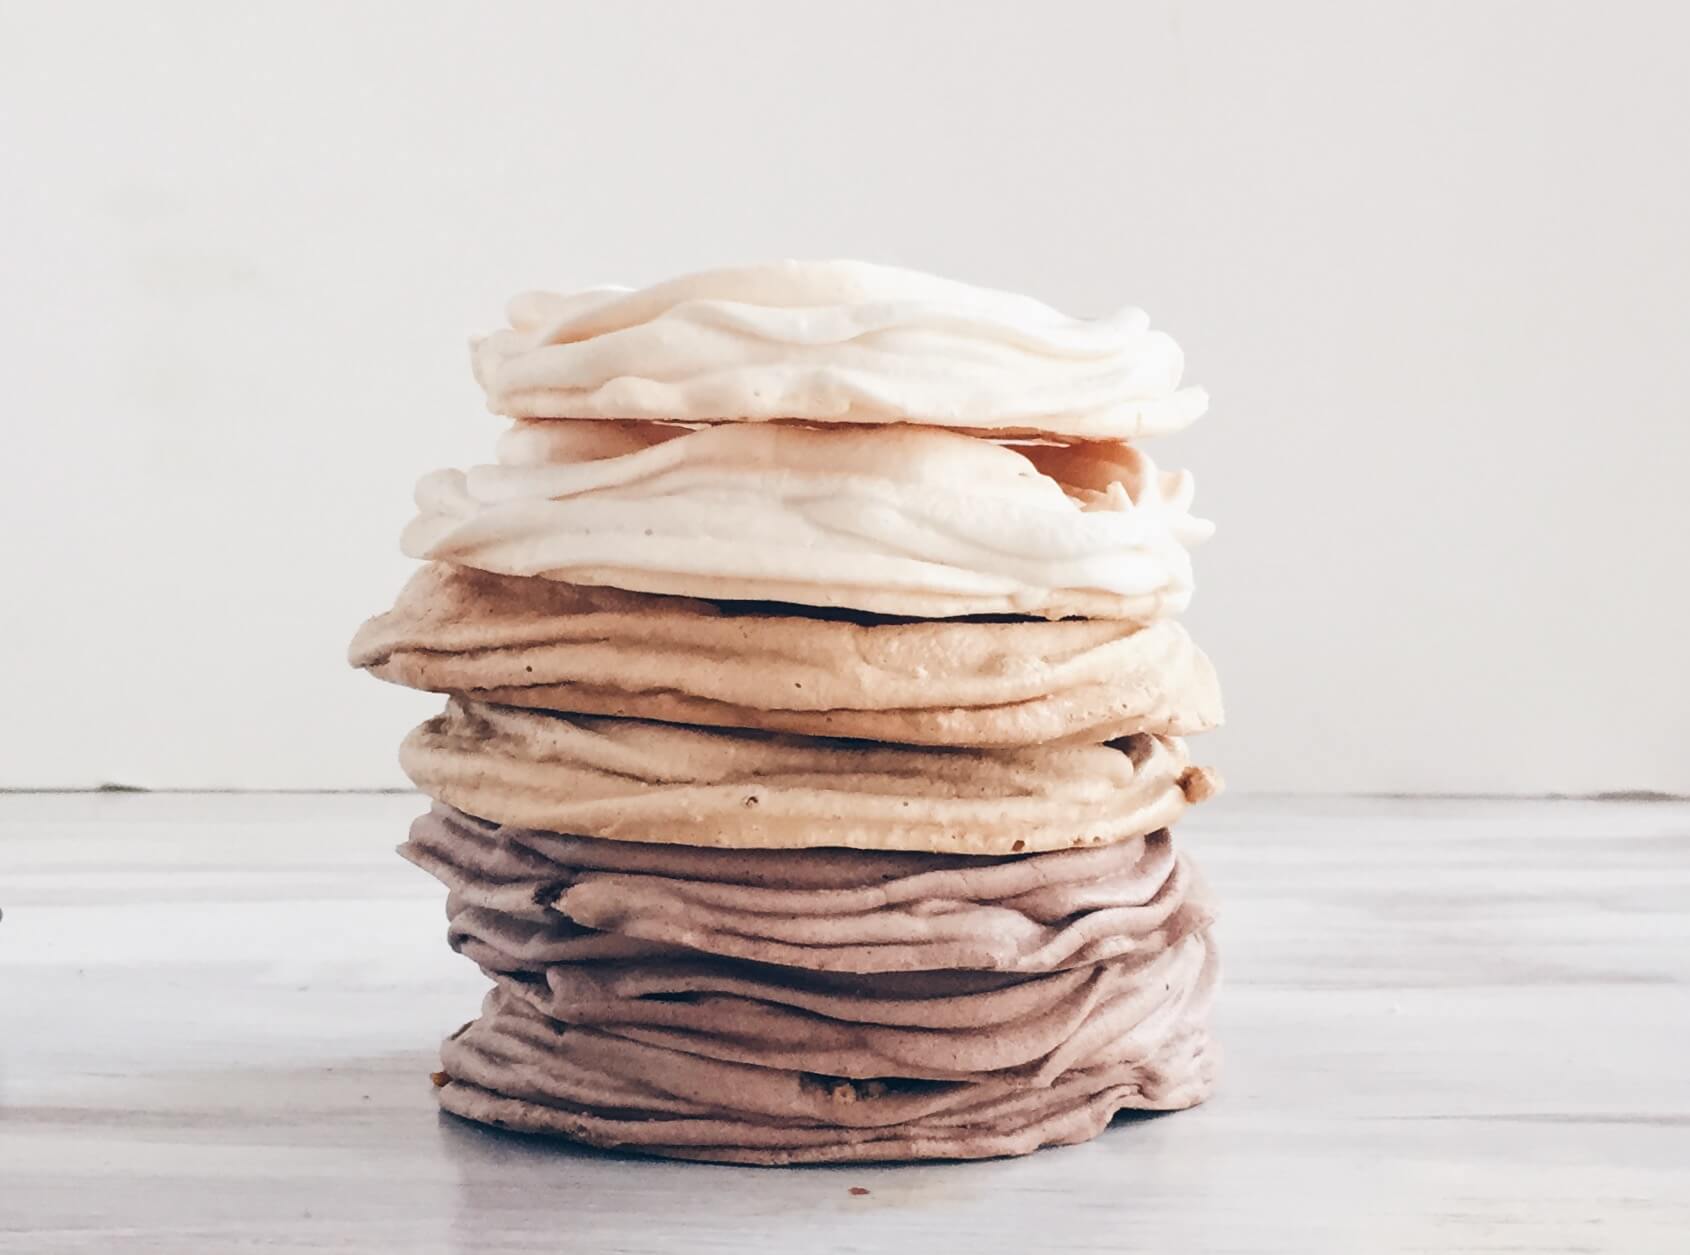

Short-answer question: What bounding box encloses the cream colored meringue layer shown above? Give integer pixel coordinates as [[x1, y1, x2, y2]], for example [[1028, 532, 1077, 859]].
[[400, 698, 1217, 855], [470, 260, 1207, 441], [401, 421, 1211, 620]]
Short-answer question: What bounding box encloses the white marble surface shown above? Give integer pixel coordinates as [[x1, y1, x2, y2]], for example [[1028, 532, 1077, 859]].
[[1, 793, 1686, 1253]]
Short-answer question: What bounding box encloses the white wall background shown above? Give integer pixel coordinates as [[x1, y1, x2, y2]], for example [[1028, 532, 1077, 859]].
[[3, 0, 1686, 794]]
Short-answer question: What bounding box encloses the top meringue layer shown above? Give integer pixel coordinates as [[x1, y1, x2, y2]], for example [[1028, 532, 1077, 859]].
[[470, 261, 1207, 441]]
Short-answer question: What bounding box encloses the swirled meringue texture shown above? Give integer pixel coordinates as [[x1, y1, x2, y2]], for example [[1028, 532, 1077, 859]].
[[470, 260, 1208, 441], [402, 420, 1212, 619]]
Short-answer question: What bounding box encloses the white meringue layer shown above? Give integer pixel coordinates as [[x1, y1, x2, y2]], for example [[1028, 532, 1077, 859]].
[[402, 421, 1210, 620], [470, 261, 1207, 441]]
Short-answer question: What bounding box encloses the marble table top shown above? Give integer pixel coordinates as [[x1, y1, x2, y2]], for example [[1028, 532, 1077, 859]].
[[2, 792, 1685, 1253]]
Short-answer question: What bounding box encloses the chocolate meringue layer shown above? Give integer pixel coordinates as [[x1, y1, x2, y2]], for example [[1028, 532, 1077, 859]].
[[406, 806, 1218, 1164], [404, 805, 1212, 975], [438, 988, 1217, 1164]]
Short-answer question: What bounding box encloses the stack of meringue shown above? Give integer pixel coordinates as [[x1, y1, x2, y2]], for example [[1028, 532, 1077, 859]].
[[350, 261, 1224, 1164]]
